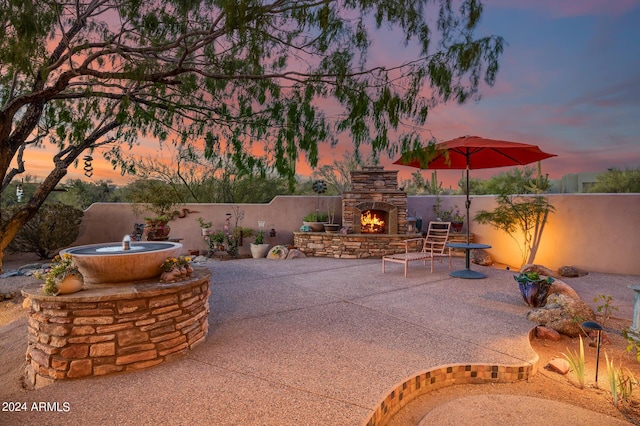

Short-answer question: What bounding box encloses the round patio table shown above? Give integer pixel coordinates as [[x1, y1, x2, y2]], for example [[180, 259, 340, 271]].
[[445, 242, 492, 279]]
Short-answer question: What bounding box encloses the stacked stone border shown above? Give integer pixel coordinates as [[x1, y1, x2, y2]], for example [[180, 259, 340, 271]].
[[22, 268, 212, 389], [362, 329, 539, 426], [293, 232, 474, 258]]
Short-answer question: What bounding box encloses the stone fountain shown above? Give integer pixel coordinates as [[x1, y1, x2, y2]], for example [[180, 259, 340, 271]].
[[60, 241, 182, 285], [22, 240, 212, 389]]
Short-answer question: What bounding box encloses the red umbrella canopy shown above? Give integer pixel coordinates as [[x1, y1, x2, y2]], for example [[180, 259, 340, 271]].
[[394, 135, 557, 170]]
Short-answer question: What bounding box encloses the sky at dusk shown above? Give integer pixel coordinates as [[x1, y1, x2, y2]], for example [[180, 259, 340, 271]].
[[16, 0, 640, 189]]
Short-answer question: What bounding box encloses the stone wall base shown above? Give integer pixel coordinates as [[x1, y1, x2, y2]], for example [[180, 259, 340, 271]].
[[22, 268, 212, 388], [293, 232, 474, 258]]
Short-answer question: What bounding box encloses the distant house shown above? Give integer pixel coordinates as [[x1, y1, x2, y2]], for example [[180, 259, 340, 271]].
[[549, 172, 599, 193]]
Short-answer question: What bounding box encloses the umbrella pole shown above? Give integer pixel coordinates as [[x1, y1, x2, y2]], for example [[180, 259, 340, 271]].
[[465, 165, 471, 269]]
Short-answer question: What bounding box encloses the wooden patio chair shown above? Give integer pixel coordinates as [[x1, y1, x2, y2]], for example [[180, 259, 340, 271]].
[[382, 221, 452, 277]]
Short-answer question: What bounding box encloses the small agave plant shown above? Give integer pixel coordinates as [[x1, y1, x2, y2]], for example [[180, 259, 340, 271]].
[[514, 271, 554, 307]]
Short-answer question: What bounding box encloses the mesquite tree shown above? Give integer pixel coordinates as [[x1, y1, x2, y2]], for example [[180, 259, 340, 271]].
[[0, 0, 504, 270]]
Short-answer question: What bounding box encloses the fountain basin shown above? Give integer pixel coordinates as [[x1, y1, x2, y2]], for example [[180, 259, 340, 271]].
[[61, 242, 182, 285]]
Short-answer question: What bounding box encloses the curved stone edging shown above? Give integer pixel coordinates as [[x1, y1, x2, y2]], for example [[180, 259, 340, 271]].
[[21, 268, 212, 389], [362, 328, 540, 426]]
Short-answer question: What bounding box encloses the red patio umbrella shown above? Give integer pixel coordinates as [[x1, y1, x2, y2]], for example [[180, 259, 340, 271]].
[[394, 135, 557, 274]]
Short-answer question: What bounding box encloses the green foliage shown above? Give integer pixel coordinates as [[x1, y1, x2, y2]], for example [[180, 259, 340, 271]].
[[471, 166, 549, 195], [402, 170, 445, 195], [1, 0, 505, 262], [593, 294, 618, 328], [310, 151, 372, 194], [607, 352, 620, 406], [606, 353, 638, 407], [474, 166, 554, 266], [197, 217, 212, 229], [4, 203, 83, 259], [562, 336, 586, 389], [622, 328, 640, 363], [514, 271, 554, 284], [303, 211, 329, 222], [55, 179, 122, 210], [35, 253, 81, 296], [254, 229, 265, 245], [589, 167, 640, 193], [123, 179, 184, 219]]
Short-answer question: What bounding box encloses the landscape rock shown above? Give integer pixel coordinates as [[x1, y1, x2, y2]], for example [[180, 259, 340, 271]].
[[520, 264, 559, 279], [547, 279, 581, 301], [587, 330, 611, 346], [547, 358, 571, 375], [471, 249, 493, 266], [535, 325, 561, 341], [267, 245, 289, 260], [286, 249, 306, 259], [18, 263, 44, 272], [526, 293, 596, 337], [557, 265, 588, 278]]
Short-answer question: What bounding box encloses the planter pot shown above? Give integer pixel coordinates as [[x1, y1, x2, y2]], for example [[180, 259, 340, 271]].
[[250, 243, 271, 258], [145, 219, 171, 241], [451, 221, 464, 233], [324, 224, 341, 233], [201, 228, 212, 236], [56, 274, 84, 295], [303, 221, 327, 232], [515, 276, 554, 307]]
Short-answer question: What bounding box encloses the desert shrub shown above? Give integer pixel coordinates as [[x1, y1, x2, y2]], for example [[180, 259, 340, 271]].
[[6, 203, 83, 259]]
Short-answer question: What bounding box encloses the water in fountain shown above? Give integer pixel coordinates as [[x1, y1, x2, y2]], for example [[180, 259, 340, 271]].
[[61, 241, 182, 286]]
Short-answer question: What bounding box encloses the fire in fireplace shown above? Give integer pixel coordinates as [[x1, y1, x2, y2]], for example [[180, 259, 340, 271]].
[[361, 210, 386, 234]]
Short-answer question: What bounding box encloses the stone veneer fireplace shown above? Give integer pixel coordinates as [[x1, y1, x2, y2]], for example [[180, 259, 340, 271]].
[[342, 166, 407, 234], [294, 166, 417, 258]]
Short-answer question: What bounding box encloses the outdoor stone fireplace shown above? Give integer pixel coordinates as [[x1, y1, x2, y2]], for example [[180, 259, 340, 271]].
[[294, 166, 416, 258], [342, 166, 408, 234]]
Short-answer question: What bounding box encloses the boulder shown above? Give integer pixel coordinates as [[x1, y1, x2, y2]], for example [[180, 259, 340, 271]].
[[535, 325, 561, 341], [526, 293, 595, 337], [267, 245, 289, 260], [547, 279, 581, 301], [520, 264, 559, 279], [557, 265, 588, 278], [471, 249, 493, 266], [286, 249, 306, 259], [547, 358, 571, 375]]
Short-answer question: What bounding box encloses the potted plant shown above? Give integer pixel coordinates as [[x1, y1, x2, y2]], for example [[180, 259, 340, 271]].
[[432, 196, 454, 222], [197, 217, 213, 236], [451, 206, 465, 233], [250, 229, 270, 258], [514, 271, 555, 307], [35, 253, 84, 295], [205, 229, 226, 255], [159, 255, 194, 282], [127, 179, 184, 240], [303, 211, 328, 232], [323, 204, 341, 233]]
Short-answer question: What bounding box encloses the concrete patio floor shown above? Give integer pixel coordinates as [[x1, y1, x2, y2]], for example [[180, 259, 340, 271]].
[[2, 256, 636, 425]]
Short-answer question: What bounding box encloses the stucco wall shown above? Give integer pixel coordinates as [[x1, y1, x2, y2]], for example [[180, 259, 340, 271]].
[[75, 194, 639, 275], [408, 194, 640, 275], [74, 197, 342, 257]]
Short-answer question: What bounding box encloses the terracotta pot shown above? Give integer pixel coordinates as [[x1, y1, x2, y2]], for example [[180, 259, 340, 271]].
[[145, 219, 171, 240], [56, 274, 84, 295]]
